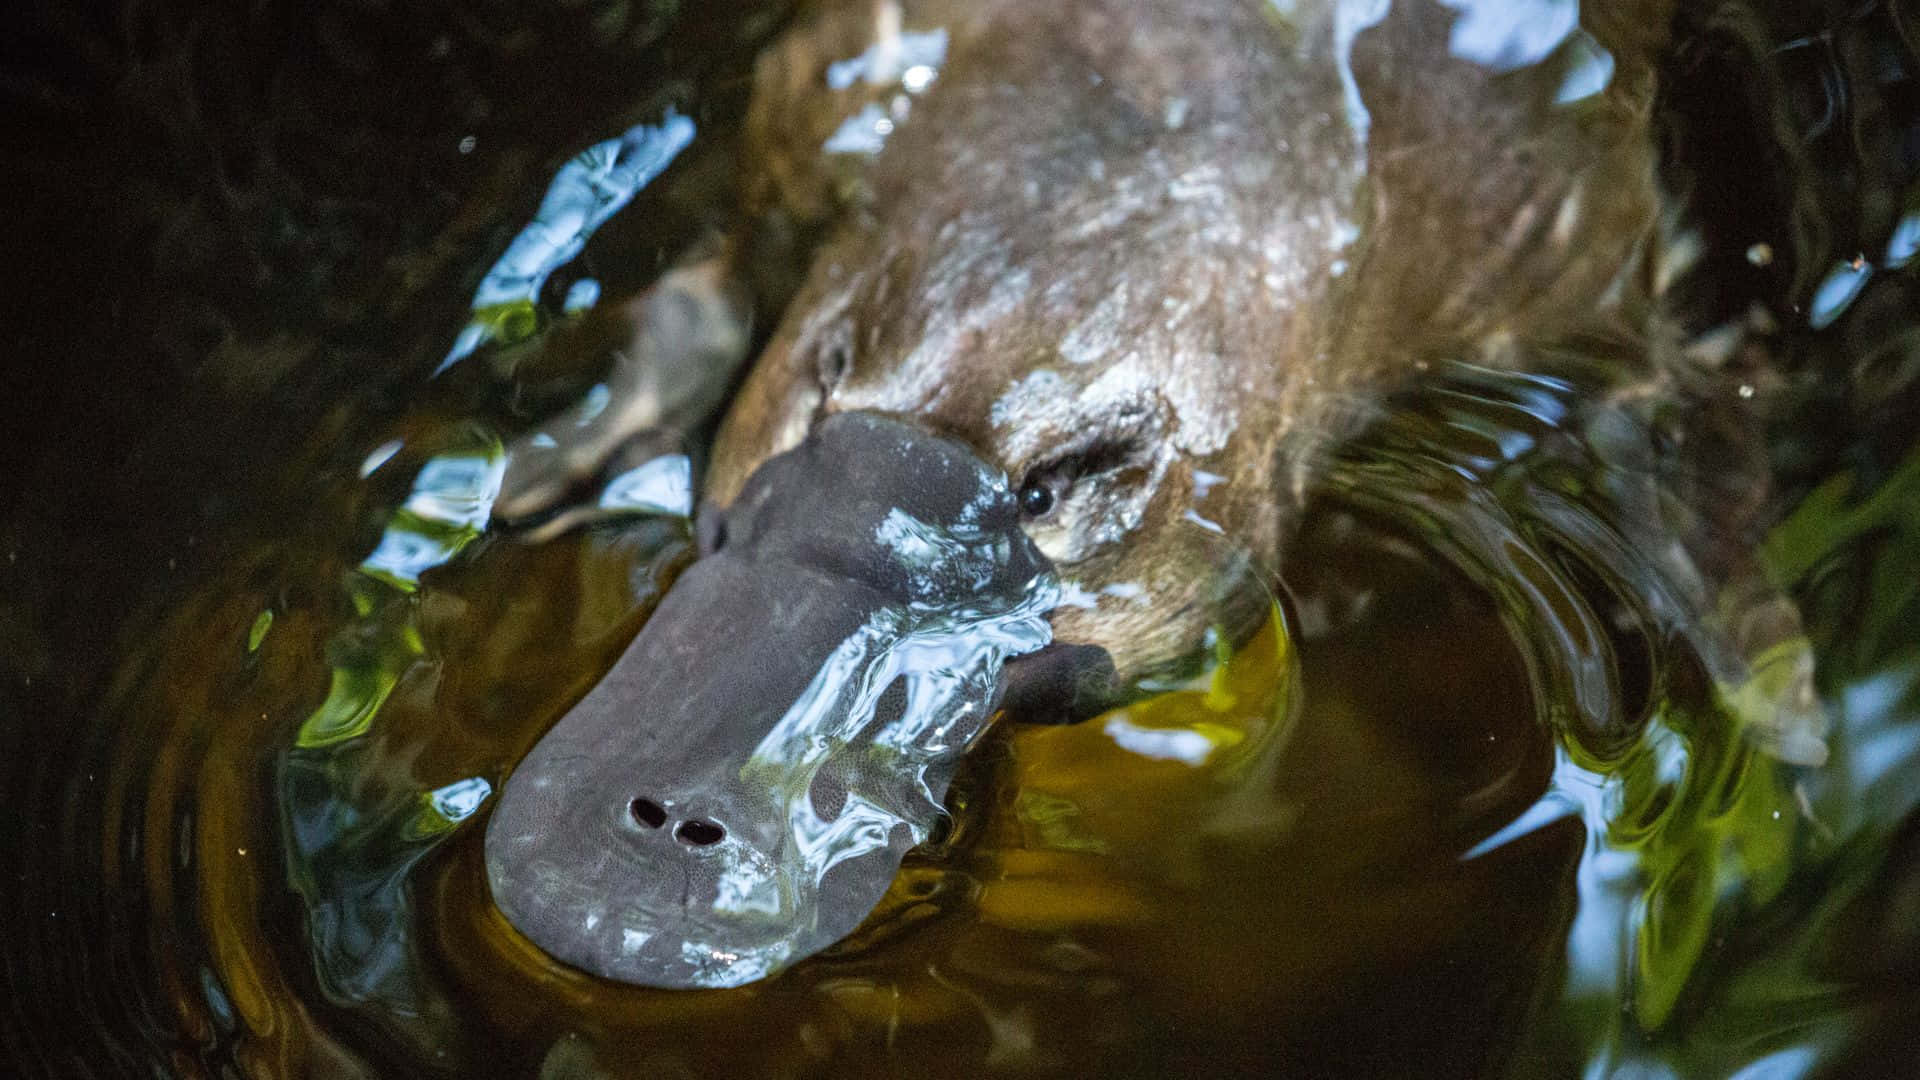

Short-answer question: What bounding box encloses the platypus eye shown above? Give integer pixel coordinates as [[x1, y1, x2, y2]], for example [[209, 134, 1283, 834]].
[[1018, 478, 1057, 517], [1017, 435, 1142, 520]]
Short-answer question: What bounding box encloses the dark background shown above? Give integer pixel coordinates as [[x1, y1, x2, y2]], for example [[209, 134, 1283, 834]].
[[0, 1, 784, 1070]]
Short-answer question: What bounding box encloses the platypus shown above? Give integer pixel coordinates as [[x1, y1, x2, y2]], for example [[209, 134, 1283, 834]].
[[487, 0, 1771, 989], [487, 411, 1061, 986]]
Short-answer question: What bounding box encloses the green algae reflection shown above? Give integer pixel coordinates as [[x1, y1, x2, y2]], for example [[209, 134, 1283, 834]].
[[297, 434, 502, 748]]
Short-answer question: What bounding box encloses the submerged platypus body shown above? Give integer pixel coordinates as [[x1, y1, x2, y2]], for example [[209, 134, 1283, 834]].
[[487, 0, 1792, 989]]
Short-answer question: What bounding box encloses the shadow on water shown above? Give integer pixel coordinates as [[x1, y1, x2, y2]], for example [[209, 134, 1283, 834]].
[[4, 0, 1920, 1076]]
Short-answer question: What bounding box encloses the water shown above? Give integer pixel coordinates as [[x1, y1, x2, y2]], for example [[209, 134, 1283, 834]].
[[4, 0, 1920, 1076]]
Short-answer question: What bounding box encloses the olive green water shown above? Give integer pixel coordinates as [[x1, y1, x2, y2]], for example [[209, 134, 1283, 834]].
[[5, 1, 1920, 1077]]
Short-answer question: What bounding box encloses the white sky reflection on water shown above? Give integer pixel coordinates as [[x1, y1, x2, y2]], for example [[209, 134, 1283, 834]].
[[598, 454, 693, 517], [359, 446, 504, 590], [1435, 0, 1578, 72], [666, 576, 1058, 988], [436, 111, 696, 375]]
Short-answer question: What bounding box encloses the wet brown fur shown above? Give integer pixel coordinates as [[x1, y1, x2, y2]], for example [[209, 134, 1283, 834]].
[[704, 0, 1678, 686]]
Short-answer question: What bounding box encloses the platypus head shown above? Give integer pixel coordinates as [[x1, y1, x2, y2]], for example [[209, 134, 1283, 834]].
[[487, 412, 1059, 988]]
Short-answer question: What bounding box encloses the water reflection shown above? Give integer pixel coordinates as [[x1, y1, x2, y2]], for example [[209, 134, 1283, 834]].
[[1810, 258, 1872, 330], [821, 22, 947, 157], [437, 111, 697, 376], [598, 453, 693, 517], [298, 431, 506, 752], [357, 437, 505, 593], [1319, 356, 1874, 1073], [1436, 0, 1577, 72]]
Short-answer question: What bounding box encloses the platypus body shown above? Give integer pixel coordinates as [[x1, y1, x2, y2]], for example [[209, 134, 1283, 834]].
[[487, 0, 1772, 989]]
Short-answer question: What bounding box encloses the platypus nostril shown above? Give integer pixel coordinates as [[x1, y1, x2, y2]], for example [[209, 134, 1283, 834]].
[[629, 797, 668, 829], [675, 819, 725, 846]]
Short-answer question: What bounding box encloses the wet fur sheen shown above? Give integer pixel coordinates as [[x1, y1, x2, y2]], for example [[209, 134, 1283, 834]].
[[706, 0, 1676, 688]]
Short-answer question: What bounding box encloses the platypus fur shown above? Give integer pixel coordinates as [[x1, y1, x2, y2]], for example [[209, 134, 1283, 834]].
[[701, 0, 1675, 697]]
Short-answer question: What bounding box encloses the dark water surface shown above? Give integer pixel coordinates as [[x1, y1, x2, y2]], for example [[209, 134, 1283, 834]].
[[5, 1, 1920, 1076]]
